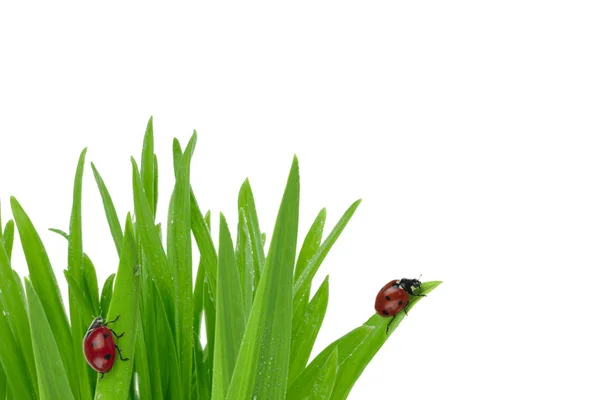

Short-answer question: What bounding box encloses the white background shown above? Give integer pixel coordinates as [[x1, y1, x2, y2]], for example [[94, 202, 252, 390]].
[[1, 2, 600, 399]]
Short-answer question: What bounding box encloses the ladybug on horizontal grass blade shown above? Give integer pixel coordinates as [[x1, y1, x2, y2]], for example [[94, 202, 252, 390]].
[[83, 315, 129, 378], [375, 277, 426, 334]]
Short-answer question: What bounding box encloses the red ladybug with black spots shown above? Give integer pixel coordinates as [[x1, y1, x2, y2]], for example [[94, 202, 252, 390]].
[[375, 278, 426, 333], [83, 315, 128, 378]]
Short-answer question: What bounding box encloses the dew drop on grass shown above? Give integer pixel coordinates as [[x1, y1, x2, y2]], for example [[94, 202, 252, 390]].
[[252, 395, 257, 400]]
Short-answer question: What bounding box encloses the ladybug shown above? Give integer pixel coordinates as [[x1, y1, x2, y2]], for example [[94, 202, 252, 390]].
[[375, 278, 426, 334], [83, 315, 129, 378]]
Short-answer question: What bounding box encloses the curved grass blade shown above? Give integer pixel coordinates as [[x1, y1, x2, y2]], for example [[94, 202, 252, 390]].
[[2, 219, 14, 260], [330, 281, 442, 400], [288, 325, 373, 391], [226, 157, 300, 400], [238, 179, 265, 291], [91, 163, 124, 255], [212, 214, 246, 400], [286, 347, 338, 400], [0, 299, 35, 400], [25, 279, 75, 400], [293, 200, 361, 302], [94, 215, 141, 400], [49, 227, 69, 240], [100, 273, 116, 319], [288, 276, 329, 383], [191, 192, 217, 294], [10, 197, 77, 394], [0, 235, 37, 398]]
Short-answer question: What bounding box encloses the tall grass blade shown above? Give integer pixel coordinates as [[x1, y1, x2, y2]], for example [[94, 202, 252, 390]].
[[226, 157, 300, 400], [212, 214, 246, 400], [10, 197, 77, 393], [67, 148, 93, 400], [91, 163, 124, 255], [0, 279, 35, 400], [94, 215, 141, 400], [0, 229, 37, 398], [238, 179, 265, 292], [293, 200, 361, 303], [25, 279, 74, 400]]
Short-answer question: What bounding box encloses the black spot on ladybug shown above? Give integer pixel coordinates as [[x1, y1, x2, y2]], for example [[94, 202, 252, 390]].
[[104, 354, 112, 360], [385, 295, 391, 300], [103, 333, 109, 339], [398, 301, 403, 305], [382, 310, 389, 315]]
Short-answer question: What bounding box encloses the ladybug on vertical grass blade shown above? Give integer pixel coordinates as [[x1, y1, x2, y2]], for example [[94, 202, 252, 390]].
[[375, 278, 426, 334], [83, 315, 129, 378]]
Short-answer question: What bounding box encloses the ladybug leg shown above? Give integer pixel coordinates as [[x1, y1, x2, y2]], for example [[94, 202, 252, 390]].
[[104, 315, 120, 326], [115, 344, 130, 361], [109, 328, 125, 339], [404, 301, 410, 316], [100, 373, 105, 380], [386, 315, 396, 335], [412, 293, 427, 297]]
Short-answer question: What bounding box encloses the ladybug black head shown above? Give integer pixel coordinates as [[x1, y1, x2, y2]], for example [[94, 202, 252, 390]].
[[399, 277, 422, 295], [85, 316, 104, 337]]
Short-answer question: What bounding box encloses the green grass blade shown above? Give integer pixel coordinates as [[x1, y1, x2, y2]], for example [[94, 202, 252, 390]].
[[329, 281, 441, 399], [63, 270, 95, 321], [2, 220, 14, 260], [100, 273, 116, 318], [25, 279, 75, 400], [203, 276, 216, 388], [294, 208, 326, 282], [0, 290, 35, 400], [131, 158, 175, 324], [133, 312, 153, 400], [212, 214, 246, 400], [10, 196, 77, 395], [191, 192, 217, 294], [83, 254, 100, 314], [168, 132, 196, 399], [153, 153, 159, 216], [0, 233, 37, 398], [226, 156, 300, 400], [289, 325, 373, 391], [238, 179, 265, 291], [94, 215, 141, 400], [288, 276, 329, 383], [140, 117, 155, 218], [49, 227, 69, 240], [292, 208, 326, 346], [235, 209, 254, 320], [155, 285, 182, 399], [172, 137, 183, 172], [287, 347, 338, 400], [293, 200, 361, 302], [67, 148, 92, 400], [91, 163, 124, 255], [0, 366, 6, 400], [134, 312, 152, 399]]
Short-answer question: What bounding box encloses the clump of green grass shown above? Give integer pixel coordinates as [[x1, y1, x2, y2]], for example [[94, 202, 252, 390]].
[[0, 118, 441, 400]]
